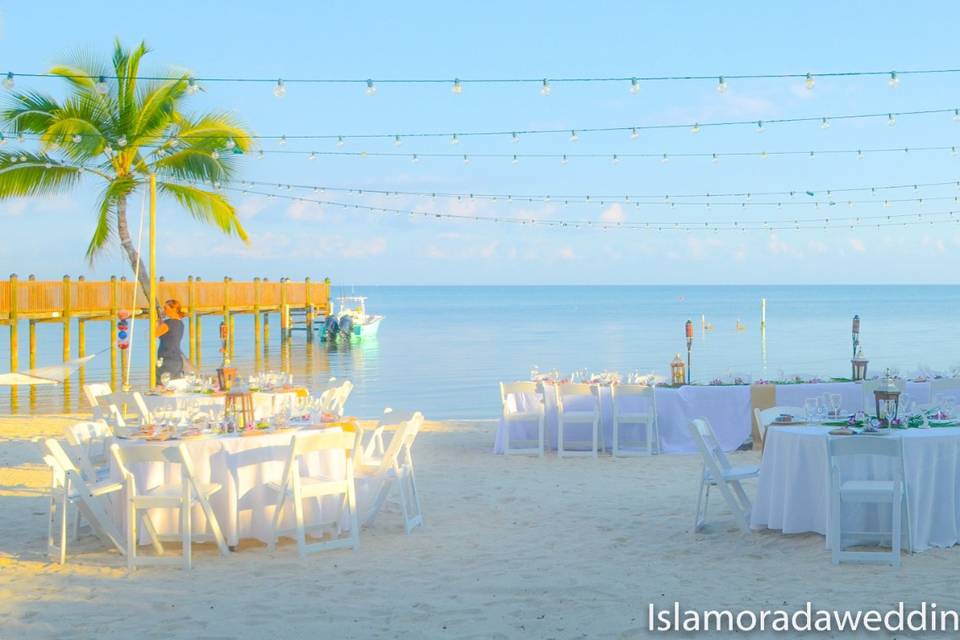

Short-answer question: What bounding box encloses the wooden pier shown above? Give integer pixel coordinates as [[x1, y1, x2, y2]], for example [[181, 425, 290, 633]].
[[1, 275, 330, 410]]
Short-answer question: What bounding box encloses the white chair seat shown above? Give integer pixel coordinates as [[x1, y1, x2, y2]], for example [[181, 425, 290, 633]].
[[504, 412, 543, 421], [616, 412, 653, 421], [143, 482, 222, 499], [267, 476, 346, 494], [840, 480, 898, 501], [706, 465, 760, 482], [561, 411, 597, 420]]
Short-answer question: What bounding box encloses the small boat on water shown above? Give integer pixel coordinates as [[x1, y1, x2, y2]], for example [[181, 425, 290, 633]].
[[736, 319, 747, 331], [321, 296, 384, 342]]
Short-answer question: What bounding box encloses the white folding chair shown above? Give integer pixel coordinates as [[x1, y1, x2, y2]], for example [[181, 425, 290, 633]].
[[356, 412, 425, 534], [828, 435, 910, 567], [82, 383, 113, 420], [64, 420, 114, 477], [499, 382, 545, 456], [611, 384, 657, 456], [689, 418, 759, 534], [556, 383, 600, 458], [753, 406, 805, 447], [331, 380, 354, 416], [267, 430, 360, 556], [861, 378, 906, 414], [110, 442, 229, 570], [41, 438, 124, 564]]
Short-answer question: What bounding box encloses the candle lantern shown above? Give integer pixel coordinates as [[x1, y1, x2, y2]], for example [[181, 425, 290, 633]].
[[873, 371, 901, 425], [685, 319, 694, 384], [216, 366, 237, 392], [671, 353, 686, 385], [224, 390, 255, 432], [851, 347, 868, 381]]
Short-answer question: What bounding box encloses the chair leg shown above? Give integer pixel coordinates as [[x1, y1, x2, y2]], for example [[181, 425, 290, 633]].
[[268, 492, 287, 552], [557, 419, 565, 457], [72, 506, 82, 542], [891, 490, 902, 567], [693, 473, 708, 534], [47, 494, 57, 560], [716, 480, 751, 533], [293, 490, 306, 558], [58, 495, 68, 565], [592, 418, 599, 458], [538, 417, 544, 457], [197, 495, 229, 556], [182, 500, 192, 570], [127, 501, 137, 571], [347, 483, 360, 549]]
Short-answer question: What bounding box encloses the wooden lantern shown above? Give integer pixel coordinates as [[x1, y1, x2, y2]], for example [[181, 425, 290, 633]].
[[225, 391, 255, 431], [873, 374, 901, 425], [671, 353, 686, 385], [217, 367, 237, 391], [851, 348, 868, 381]]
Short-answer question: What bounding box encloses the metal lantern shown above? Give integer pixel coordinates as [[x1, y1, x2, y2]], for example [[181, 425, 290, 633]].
[[873, 372, 901, 425], [851, 347, 868, 381], [671, 353, 686, 385]]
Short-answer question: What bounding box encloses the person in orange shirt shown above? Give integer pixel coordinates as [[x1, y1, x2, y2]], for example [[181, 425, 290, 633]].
[[156, 299, 186, 384]]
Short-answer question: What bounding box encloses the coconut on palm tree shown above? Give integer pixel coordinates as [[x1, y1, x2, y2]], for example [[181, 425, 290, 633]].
[[0, 39, 251, 298]]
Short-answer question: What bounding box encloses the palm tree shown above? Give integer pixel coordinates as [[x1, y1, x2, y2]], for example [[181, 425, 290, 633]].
[[0, 39, 251, 299]]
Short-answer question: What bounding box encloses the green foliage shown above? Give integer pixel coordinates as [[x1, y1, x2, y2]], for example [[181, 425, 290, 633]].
[[0, 38, 253, 267]]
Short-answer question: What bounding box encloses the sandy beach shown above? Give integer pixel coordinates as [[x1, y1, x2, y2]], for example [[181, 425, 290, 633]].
[[2, 414, 958, 639]]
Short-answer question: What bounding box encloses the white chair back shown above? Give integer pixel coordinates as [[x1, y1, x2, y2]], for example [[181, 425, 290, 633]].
[[64, 420, 113, 478], [690, 418, 731, 474], [754, 406, 806, 445], [555, 382, 596, 411], [611, 384, 657, 456], [688, 418, 757, 534], [499, 381, 542, 415], [331, 380, 354, 416], [83, 383, 113, 418]]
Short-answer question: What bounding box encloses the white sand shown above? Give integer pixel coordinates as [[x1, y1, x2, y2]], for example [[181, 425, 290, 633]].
[[2, 414, 959, 639]]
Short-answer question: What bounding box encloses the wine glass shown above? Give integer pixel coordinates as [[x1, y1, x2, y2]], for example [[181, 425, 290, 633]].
[[829, 393, 842, 417], [803, 398, 818, 422]]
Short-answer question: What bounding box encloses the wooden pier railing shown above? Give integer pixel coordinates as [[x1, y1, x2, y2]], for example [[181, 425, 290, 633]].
[[1, 275, 330, 407]]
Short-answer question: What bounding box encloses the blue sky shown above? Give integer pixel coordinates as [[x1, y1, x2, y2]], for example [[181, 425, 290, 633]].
[[1, 1, 960, 284]]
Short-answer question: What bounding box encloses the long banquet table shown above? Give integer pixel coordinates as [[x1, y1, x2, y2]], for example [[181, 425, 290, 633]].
[[110, 427, 372, 546], [751, 425, 960, 552], [494, 379, 958, 455], [141, 389, 304, 421]]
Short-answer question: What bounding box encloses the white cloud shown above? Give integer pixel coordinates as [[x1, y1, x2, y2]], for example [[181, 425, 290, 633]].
[[600, 203, 625, 224], [849, 237, 866, 253], [340, 237, 386, 258], [768, 233, 802, 257], [558, 246, 576, 261], [236, 196, 270, 220]]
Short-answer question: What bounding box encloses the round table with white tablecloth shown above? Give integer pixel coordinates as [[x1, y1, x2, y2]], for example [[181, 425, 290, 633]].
[[750, 425, 960, 552], [141, 390, 304, 421], [110, 428, 370, 547]]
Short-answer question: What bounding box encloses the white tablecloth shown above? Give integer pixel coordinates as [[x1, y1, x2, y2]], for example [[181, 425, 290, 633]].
[[773, 381, 934, 414], [751, 425, 960, 552], [142, 390, 302, 421], [110, 429, 369, 546], [494, 384, 752, 455]]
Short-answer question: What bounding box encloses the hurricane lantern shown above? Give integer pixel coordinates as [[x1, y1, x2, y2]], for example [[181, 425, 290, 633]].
[[851, 347, 868, 381], [671, 353, 686, 385], [873, 372, 901, 425]]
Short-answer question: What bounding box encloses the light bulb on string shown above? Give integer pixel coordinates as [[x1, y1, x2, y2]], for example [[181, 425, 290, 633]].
[[954, 109, 960, 122], [16, 133, 25, 144], [888, 71, 899, 88], [279, 135, 287, 146], [411, 154, 419, 163], [0, 133, 5, 146], [716, 76, 728, 93], [560, 154, 568, 165], [660, 153, 669, 164], [630, 128, 639, 139], [336, 136, 344, 147], [820, 117, 830, 129], [365, 79, 377, 96], [451, 133, 459, 145], [630, 78, 640, 94], [71, 134, 81, 144], [756, 120, 765, 133], [225, 138, 236, 150], [887, 113, 896, 126], [463, 154, 470, 164], [273, 79, 287, 98], [117, 135, 127, 147], [612, 154, 620, 165], [511, 132, 519, 144], [691, 123, 701, 134], [804, 73, 815, 90], [257, 150, 264, 160], [711, 153, 719, 163], [186, 78, 200, 95], [95, 76, 108, 95], [2, 72, 14, 90], [857, 149, 864, 160], [394, 135, 402, 146], [308, 151, 317, 160], [452, 78, 462, 94], [569, 130, 578, 142], [512, 154, 519, 164], [211, 149, 220, 159], [540, 79, 551, 96]]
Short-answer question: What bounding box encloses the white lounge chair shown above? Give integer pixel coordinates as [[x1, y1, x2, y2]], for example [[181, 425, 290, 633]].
[[689, 418, 759, 534]]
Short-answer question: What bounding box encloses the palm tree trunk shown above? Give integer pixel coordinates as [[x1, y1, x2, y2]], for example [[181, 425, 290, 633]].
[[115, 195, 152, 306]]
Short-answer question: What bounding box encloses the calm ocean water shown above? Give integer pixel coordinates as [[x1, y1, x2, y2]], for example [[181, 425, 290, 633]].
[[4, 285, 960, 419]]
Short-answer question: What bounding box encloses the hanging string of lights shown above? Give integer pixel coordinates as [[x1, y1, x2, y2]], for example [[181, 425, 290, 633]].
[[229, 143, 960, 163], [4, 66, 958, 95], [219, 184, 960, 232], [230, 178, 960, 207], [4, 107, 959, 145]]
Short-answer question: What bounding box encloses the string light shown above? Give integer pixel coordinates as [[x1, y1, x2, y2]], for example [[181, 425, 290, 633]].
[[756, 120, 765, 133], [561, 154, 568, 164], [336, 136, 344, 147], [452, 78, 462, 94], [273, 79, 286, 97], [630, 128, 639, 139], [888, 71, 900, 88], [540, 79, 551, 96], [95, 76, 108, 95], [804, 73, 815, 90], [887, 113, 896, 126], [117, 135, 127, 147], [630, 78, 640, 94], [954, 109, 960, 122], [71, 134, 81, 144], [451, 133, 459, 145], [186, 78, 200, 95], [820, 117, 830, 129], [225, 138, 236, 150], [569, 130, 578, 142], [512, 154, 519, 164], [411, 153, 419, 163], [511, 132, 519, 143], [211, 149, 220, 159], [279, 135, 287, 145], [691, 123, 701, 134], [716, 76, 728, 93], [612, 154, 620, 165], [308, 151, 317, 160], [2, 72, 13, 90], [463, 154, 470, 164], [365, 79, 377, 96]]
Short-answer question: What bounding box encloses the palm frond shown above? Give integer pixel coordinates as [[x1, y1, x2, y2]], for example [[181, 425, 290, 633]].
[[170, 111, 254, 153], [0, 153, 82, 198], [158, 181, 248, 242], [134, 77, 187, 137], [49, 64, 97, 93], [86, 175, 139, 260], [1, 91, 60, 134], [152, 148, 231, 183]]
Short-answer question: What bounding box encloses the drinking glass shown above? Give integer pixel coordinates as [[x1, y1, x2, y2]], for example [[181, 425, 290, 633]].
[[804, 398, 818, 422], [829, 394, 842, 417]]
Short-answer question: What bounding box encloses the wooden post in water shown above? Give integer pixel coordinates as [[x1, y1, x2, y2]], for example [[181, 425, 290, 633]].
[[77, 276, 86, 391], [304, 277, 314, 341], [28, 275, 36, 410], [194, 277, 202, 367], [8, 273, 18, 413], [222, 276, 231, 360], [187, 276, 195, 362], [262, 278, 270, 348], [253, 277, 262, 370], [279, 277, 289, 341], [109, 276, 118, 390], [62, 275, 72, 410]]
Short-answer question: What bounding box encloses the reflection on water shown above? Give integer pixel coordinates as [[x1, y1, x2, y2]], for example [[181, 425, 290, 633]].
[[6, 285, 960, 419]]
